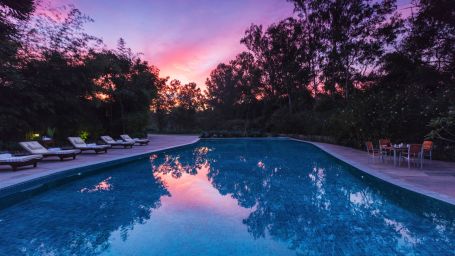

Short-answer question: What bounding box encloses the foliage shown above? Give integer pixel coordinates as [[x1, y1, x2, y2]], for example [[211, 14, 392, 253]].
[[46, 127, 56, 138], [1, 0, 454, 161], [202, 0, 455, 159], [0, 2, 159, 147], [79, 130, 89, 141], [427, 107, 455, 143], [150, 79, 204, 133]]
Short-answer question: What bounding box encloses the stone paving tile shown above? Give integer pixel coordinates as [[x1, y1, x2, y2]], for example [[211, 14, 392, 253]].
[[0, 134, 199, 190]]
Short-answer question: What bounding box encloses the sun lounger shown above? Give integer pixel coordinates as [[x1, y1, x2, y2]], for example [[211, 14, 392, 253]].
[[68, 137, 110, 153], [0, 153, 42, 171], [120, 134, 149, 145], [100, 136, 134, 148], [19, 141, 80, 161]]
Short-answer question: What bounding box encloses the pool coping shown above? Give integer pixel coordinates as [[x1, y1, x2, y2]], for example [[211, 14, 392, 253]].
[[2, 136, 454, 208], [290, 138, 455, 206], [0, 137, 200, 204]]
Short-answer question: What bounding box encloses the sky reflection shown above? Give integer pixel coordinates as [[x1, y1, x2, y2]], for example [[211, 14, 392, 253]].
[[0, 139, 454, 255], [153, 139, 455, 255]]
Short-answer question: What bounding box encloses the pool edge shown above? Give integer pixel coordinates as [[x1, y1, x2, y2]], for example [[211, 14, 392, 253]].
[[0, 138, 200, 204], [290, 138, 455, 206]]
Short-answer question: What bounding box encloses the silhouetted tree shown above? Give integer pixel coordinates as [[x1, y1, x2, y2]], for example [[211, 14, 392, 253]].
[[289, 0, 401, 99], [242, 18, 313, 113]]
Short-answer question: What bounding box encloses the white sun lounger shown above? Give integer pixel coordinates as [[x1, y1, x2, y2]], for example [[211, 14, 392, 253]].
[[0, 153, 42, 171], [100, 136, 134, 148], [120, 134, 149, 145], [68, 137, 110, 153], [19, 141, 80, 161]]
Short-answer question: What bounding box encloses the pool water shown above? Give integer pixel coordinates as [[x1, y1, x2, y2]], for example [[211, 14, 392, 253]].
[[0, 139, 455, 255]]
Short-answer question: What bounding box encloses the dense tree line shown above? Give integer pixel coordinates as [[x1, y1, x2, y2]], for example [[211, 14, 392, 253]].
[[201, 0, 455, 159], [0, 1, 163, 148], [1, 0, 454, 159]]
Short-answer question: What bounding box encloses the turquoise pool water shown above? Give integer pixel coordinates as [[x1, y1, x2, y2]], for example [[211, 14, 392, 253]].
[[0, 139, 454, 255]]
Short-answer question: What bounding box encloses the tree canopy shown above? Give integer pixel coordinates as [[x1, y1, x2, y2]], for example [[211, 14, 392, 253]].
[[201, 0, 455, 159], [1, 0, 454, 159]]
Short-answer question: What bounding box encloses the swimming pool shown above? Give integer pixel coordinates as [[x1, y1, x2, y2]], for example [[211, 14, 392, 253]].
[[0, 139, 454, 255]]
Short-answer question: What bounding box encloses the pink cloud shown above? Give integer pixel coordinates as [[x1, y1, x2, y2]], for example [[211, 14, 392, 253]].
[[39, 0, 295, 88]]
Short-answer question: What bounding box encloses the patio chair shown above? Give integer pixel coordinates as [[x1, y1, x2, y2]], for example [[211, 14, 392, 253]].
[[19, 141, 80, 161], [0, 153, 42, 171], [422, 140, 433, 161], [68, 137, 110, 153], [379, 138, 392, 161], [120, 134, 150, 145], [365, 141, 382, 163], [100, 136, 134, 148], [400, 144, 423, 168]]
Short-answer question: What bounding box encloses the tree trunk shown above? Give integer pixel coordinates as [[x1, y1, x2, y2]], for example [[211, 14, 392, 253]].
[[288, 90, 293, 114]]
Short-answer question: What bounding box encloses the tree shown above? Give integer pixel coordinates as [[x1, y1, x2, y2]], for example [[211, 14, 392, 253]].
[[242, 18, 313, 113], [404, 0, 455, 74], [427, 107, 455, 143], [0, 0, 34, 87], [289, 0, 401, 99], [0, 4, 160, 147], [229, 52, 262, 129], [84, 43, 159, 135], [205, 63, 240, 119], [151, 79, 204, 132]]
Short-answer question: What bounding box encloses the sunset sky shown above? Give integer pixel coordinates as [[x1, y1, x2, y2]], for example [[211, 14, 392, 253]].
[[43, 0, 412, 88]]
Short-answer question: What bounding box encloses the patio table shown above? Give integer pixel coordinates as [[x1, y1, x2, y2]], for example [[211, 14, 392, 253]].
[[389, 145, 408, 166]]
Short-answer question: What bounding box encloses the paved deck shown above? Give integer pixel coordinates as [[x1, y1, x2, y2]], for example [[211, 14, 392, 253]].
[[0, 134, 199, 192], [297, 139, 455, 205]]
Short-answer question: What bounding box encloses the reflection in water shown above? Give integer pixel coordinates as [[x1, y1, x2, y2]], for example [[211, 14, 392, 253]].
[[80, 177, 113, 193], [154, 139, 455, 255], [152, 146, 210, 179], [0, 160, 169, 255], [0, 139, 455, 256]]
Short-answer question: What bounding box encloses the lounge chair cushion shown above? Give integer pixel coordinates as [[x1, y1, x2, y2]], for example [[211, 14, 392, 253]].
[[101, 136, 115, 143], [101, 136, 132, 145], [46, 149, 80, 155], [0, 154, 42, 163], [0, 153, 13, 160], [20, 141, 48, 154], [120, 134, 149, 143], [72, 138, 86, 145], [84, 143, 109, 149], [120, 134, 134, 141]]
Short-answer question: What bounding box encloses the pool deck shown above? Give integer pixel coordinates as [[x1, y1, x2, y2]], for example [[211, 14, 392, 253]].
[[0, 134, 199, 192], [294, 139, 455, 205]]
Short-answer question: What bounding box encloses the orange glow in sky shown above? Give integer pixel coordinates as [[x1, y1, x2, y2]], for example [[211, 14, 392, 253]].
[[40, 0, 411, 88], [42, 0, 294, 87]]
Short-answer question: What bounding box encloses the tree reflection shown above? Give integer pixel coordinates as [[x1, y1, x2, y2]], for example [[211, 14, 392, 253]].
[[139, 140, 455, 255], [0, 159, 169, 255], [202, 140, 455, 255], [151, 146, 210, 179]]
